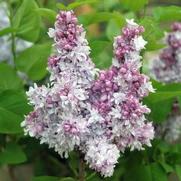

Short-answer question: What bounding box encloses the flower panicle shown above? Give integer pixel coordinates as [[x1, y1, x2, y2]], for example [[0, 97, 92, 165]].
[[152, 22, 181, 83], [22, 11, 154, 177]]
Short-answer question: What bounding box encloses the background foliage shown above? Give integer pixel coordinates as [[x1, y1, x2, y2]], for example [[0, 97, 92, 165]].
[[0, 0, 181, 180]]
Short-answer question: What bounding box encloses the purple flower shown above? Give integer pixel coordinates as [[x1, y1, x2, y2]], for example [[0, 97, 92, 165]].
[[152, 22, 181, 83], [22, 12, 154, 177]]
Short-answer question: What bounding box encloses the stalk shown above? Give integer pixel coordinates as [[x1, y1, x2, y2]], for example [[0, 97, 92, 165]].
[[79, 153, 85, 181]]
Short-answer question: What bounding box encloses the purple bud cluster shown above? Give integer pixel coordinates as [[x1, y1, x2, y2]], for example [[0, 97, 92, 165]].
[[48, 11, 83, 52], [89, 19, 154, 154], [152, 22, 181, 83], [21, 12, 154, 177], [114, 24, 144, 61]]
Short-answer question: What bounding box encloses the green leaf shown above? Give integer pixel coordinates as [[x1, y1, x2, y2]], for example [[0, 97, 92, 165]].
[[15, 43, 52, 81], [60, 177, 75, 181], [144, 37, 165, 51], [79, 12, 124, 26], [124, 164, 152, 181], [140, 17, 164, 51], [67, 0, 98, 10], [0, 27, 15, 37], [140, 18, 163, 38], [106, 19, 122, 40], [152, 81, 181, 92], [146, 91, 181, 103], [0, 107, 23, 134], [90, 40, 110, 57], [120, 0, 148, 11], [89, 40, 112, 69], [153, 6, 181, 22], [36, 8, 56, 23], [0, 63, 23, 91], [68, 152, 79, 176], [13, 0, 41, 42], [56, 3, 67, 10], [103, 0, 119, 10], [32, 176, 59, 181], [149, 81, 181, 115], [156, 141, 170, 153], [153, 82, 181, 113], [175, 165, 181, 181], [150, 163, 167, 181], [0, 90, 30, 134], [144, 96, 173, 123], [0, 142, 27, 164], [170, 144, 181, 153], [124, 163, 167, 181], [159, 161, 173, 173], [86, 172, 96, 180], [0, 90, 31, 115]]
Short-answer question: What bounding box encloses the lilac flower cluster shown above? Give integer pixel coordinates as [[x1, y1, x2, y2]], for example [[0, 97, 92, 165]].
[[156, 114, 181, 143], [21, 11, 154, 177], [155, 101, 181, 144], [156, 102, 181, 143], [151, 22, 181, 143], [152, 22, 181, 83]]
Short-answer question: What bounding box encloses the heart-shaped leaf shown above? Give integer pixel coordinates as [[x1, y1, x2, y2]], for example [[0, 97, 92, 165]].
[[0, 90, 31, 134], [79, 12, 124, 26], [36, 8, 56, 23], [120, 0, 148, 11], [13, 0, 41, 42], [153, 6, 181, 22], [15, 43, 52, 81], [0, 142, 27, 164], [0, 63, 23, 91]]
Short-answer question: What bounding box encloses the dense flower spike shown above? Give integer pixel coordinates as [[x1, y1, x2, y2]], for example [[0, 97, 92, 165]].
[[90, 19, 154, 153], [151, 22, 181, 143], [22, 11, 154, 177], [152, 22, 181, 83]]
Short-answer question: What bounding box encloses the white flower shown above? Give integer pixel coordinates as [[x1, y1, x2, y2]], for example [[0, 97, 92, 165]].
[[109, 107, 122, 119], [85, 139, 120, 177], [126, 19, 138, 27], [175, 31, 181, 39], [26, 84, 49, 108], [48, 28, 55, 38], [133, 36, 147, 51], [112, 92, 125, 104], [88, 109, 104, 124], [112, 58, 120, 67], [73, 88, 87, 100]]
